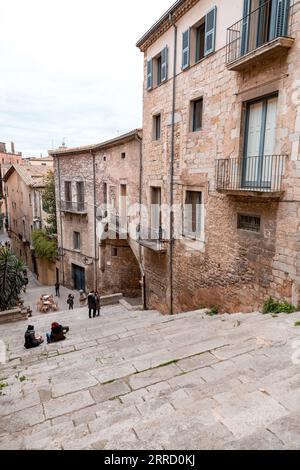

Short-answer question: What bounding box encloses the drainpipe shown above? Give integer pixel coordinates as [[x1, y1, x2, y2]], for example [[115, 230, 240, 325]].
[[92, 151, 98, 292], [169, 16, 177, 315], [57, 157, 65, 285], [135, 133, 147, 310]]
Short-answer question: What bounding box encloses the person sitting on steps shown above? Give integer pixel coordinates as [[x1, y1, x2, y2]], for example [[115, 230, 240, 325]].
[[46, 322, 69, 344], [24, 325, 44, 349]]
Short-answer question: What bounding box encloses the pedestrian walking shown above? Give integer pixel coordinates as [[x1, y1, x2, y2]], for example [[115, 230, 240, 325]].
[[87, 291, 97, 319], [55, 282, 60, 297], [95, 291, 101, 317], [67, 294, 74, 310]]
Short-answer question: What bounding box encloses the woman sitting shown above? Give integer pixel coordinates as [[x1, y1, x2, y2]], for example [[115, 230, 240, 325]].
[[46, 322, 69, 344], [24, 325, 44, 349]]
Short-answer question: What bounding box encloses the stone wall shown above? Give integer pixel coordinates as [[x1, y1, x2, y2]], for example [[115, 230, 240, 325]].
[[53, 134, 142, 297], [140, 1, 300, 313]]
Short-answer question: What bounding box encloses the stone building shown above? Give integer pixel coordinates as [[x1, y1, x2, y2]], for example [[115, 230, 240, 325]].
[[136, 0, 300, 314], [50, 130, 143, 298], [3, 165, 56, 285], [0, 142, 22, 232]]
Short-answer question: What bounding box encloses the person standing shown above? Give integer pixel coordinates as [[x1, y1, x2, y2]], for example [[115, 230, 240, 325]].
[[67, 294, 74, 310], [55, 282, 60, 297], [95, 292, 101, 317], [87, 291, 96, 319]]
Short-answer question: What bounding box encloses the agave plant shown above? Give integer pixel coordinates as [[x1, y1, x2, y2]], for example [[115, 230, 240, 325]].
[[0, 247, 26, 311]]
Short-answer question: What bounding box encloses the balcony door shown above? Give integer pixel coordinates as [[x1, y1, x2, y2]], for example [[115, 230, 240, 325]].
[[242, 95, 277, 189], [150, 187, 161, 240], [241, 0, 290, 55]]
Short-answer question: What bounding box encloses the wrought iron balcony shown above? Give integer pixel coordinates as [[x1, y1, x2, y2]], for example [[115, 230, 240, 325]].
[[61, 200, 87, 214], [139, 225, 168, 252], [226, 0, 294, 71], [216, 155, 286, 196]]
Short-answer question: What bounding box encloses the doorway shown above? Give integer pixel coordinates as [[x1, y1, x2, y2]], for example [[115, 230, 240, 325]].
[[242, 95, 278, 189], [72, 264, 85, 291]]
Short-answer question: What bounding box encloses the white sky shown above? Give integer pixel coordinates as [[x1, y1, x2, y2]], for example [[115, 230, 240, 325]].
[[0, 0, 172, 156]]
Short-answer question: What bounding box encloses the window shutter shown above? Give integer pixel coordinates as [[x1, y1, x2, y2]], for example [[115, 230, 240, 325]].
[[147, 59, 153, 91], [204, 6, 217, 56], [161, 46, 168, 83], [270, 0, 290, 40], [241, 0, 251, 55], [182, 30, 190, 70]]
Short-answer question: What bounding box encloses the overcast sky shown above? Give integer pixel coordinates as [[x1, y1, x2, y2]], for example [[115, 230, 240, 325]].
[[0, 0, 171, 156]]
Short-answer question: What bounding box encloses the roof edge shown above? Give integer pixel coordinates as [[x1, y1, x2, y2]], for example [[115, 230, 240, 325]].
[[136, 0, 199, 52], [49, 128, 142, 157]]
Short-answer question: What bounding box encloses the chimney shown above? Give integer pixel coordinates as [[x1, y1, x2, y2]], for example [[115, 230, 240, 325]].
[[11, 142, 15, 154]]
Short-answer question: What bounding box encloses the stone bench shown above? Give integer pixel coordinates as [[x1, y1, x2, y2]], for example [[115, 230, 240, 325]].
[[0, 307, 30, 325]]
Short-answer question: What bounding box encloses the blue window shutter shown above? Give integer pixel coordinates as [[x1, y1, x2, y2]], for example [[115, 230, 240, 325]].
[[270, 0, 290, 40], [147, 59, 153, 91], [182, 30, 190, 70], [204, 6, 217, 56], [161, 46, 168, 82], [241, 0, 251, 55]]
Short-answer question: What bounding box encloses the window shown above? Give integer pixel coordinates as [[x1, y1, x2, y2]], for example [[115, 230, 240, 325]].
[[192, 98, 203, 132], [29, 194, 32, 206], [73, 231, 81, 250], [157, 55, 162, 86], [65, 181, 72, 203], [183, 191, 202, 240], [121, 152, 126, 159], [76, 181, 85, 211], [111, 247, 118, 257], [182, 6, 217, 69], [153, 114, 161, 140], [103, 155, 107, 162], [195, 22, 206, 62], [238, 214, 261, 233], [147, 46, 168, 90]]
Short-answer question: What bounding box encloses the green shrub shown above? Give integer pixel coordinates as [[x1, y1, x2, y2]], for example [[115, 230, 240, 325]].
[[207, 306, 218, 316], [295, 321, 300, 327], [32, 230, 57, 261], [263, 297, 296, 315]]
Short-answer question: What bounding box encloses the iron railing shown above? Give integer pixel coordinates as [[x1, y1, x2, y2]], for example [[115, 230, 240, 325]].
[[226, 0, 293, 64], [139, 225, 167, 242], [216, 155, 286, 192], [61, 200, 87, 213]]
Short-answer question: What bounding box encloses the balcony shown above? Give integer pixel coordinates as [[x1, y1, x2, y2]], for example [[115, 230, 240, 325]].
[[61, 201, 87, 215], [98, 212, 129, 239], [216, 155, 286, 197], [139, 226, 168, 253], [226, 0, 294, 71]]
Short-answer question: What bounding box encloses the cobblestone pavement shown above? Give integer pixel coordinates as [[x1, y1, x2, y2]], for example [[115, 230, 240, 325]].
[[1, 304, 300, 450], [22, 272, 81, 316]]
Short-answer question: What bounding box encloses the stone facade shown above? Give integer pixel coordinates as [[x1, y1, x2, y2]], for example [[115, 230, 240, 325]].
[[137, 0, 300, 313], [0, 143, 23, 230], [3, 165, 56, 285], [51, 130, 142, 297]]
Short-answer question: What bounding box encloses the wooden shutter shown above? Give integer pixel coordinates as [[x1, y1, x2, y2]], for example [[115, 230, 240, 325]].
[[270, 0, 290, 39], [147, 59, 153, 91], [161, 46, 168, 83], [182, 30, 190, 70], [204, 6, 217, 56]]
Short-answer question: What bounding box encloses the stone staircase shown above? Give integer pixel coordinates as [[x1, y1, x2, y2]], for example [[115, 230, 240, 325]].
[[1, 304, 300, 449]]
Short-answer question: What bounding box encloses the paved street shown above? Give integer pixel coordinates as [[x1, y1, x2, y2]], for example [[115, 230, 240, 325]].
[[1, 302, 300, 449]]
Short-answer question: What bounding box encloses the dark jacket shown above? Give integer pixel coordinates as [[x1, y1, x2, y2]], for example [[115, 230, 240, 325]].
[[24, 330, 40, 349], [50, 325, 69, 342], [87, 293, 96, 309]]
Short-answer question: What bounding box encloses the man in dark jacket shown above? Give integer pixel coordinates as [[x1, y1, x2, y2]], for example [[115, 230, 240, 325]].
[[87, 291, 97, 319], [24, 325, 44, 349]]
